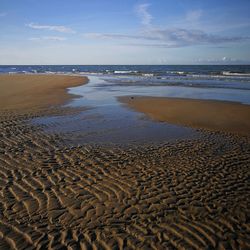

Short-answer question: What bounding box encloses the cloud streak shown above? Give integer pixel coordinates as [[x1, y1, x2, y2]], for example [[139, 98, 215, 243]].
[[135, 4, 153, 25], [85, 27, 250, 48], [195, 57, 250, 64], [85, 33, 146, 40], [85, 3, 249, 48], [26, 23, 75, 33], [29, 36, 67, 41]]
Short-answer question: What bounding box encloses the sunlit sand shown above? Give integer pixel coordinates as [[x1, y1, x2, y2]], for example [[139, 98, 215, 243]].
[[0, 74, 249, 249]]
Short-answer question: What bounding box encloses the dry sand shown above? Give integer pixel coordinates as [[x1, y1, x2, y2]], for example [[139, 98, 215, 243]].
[[0, 75, 250, 249], [119, 96, 250, 135], [0, 74, 88, 111]]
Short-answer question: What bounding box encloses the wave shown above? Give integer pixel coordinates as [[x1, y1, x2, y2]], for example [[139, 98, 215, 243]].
[[165, 71, 187, 75], [142, 73, 154, 77], [1, 66, 250, 83], [222, 71, 250, 77], [114, 70, 138, 74]]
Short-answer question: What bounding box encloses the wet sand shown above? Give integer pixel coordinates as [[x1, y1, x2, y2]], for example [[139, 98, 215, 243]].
[[0, 75, 250, 249], [119, 96, 250, 135]]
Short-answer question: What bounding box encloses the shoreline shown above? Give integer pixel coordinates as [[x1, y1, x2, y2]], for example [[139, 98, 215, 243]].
[[0, 74, 250, 249], [119, 96, 250, 135], [0, 74, 88, 112]]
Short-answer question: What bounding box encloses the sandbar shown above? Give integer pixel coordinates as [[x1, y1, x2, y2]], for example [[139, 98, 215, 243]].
[[0, 74, 88, 111], [119, 96, 250, 135]]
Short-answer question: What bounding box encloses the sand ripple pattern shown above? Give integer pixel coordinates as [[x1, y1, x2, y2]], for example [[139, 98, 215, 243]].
[[0, 111, 250, 249]]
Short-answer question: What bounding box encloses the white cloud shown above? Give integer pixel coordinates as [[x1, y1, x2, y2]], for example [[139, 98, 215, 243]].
[[85, 33, 146, 40], [26, 23, 75, 33], [195, 57, 250, 64], [135, 3, 153, 26], [0, 12, 7, 17], [29, 36, 67, 41], [85, 4, 250, 48], [85, 27, 250, 48], [186, 10, 203, 22]]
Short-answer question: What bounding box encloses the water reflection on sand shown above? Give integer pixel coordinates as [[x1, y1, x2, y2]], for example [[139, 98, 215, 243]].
[[33, 75, 250, 145]]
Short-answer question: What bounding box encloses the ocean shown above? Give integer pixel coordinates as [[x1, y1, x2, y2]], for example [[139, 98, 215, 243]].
[[1, 65, 250, 76], [1, 65, 250, 91]]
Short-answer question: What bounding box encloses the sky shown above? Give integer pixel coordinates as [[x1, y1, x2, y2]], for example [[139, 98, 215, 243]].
[[0, 0, 250, 65]]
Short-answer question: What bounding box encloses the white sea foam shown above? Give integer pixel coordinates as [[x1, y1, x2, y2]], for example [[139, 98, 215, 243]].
[[114, 70, 138, 74], [142, 73, 154, 77], [222, 71, 250, 77]]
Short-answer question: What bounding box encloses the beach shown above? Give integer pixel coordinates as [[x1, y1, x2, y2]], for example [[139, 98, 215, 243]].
[[0, 74, 250, 249], [0, 74, 88, 111], [119, 96, 250, 135]]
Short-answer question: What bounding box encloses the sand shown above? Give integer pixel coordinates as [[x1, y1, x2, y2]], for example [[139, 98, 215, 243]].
[[0, 75, 250, 249], [119, 96, 250, 135], [0, 74, 88, 111]]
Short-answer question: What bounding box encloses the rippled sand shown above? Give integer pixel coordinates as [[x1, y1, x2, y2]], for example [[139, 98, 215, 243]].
[[0, 75, 250, 249]]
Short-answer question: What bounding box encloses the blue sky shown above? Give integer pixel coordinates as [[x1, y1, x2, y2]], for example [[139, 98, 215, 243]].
[[0, 0, 250, 64]]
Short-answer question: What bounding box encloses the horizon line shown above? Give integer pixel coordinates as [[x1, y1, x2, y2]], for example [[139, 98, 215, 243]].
[[1, 64, 250, 66]]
